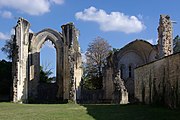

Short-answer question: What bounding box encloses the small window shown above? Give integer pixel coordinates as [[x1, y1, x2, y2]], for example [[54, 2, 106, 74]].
[[120, 64, 125, 79], [129, 65, 132, 78]]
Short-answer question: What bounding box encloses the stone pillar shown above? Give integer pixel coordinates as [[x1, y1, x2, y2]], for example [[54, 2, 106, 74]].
[[103, 68, 114, 100], [61, 24, 69, 100], [13, 18, 30, 103], [158, 15, 173, 58], [61, 23, 82, 102], [73, 50, 83, 102], [56, 47, 64, 100]]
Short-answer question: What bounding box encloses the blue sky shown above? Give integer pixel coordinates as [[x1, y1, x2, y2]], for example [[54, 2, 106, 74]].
[[0, 0, 180, 76]]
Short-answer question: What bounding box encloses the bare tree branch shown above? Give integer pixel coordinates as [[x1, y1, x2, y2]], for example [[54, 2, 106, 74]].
[[84, 36, 111, 89]]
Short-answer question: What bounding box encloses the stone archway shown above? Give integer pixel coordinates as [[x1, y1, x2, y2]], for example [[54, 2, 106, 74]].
[[12, 18, 82, 103], [29, 29, 64, 101]]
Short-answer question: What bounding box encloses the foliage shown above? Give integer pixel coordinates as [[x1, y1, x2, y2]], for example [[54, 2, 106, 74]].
[[0, 103, 180, 120], [173, 35, 180, 53], [1, 35, 14, 60], [39, 65, 54, 83], [83, 36, 111, 89], [0, 60, 12, 96], [112, 48, 120, 52], [0, 36, 14, 100]]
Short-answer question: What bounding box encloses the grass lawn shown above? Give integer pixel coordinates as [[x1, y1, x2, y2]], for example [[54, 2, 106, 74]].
[[0, 103, 180, 120]]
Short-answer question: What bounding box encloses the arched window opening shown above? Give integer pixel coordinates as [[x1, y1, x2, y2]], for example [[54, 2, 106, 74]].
[[40, 39, 56, 83]]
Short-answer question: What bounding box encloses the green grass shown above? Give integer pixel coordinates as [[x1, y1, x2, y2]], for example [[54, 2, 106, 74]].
[[0, 103, 180, 120]]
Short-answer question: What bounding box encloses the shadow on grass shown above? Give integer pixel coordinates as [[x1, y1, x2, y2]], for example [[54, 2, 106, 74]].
[[81, 104, 180, 120]]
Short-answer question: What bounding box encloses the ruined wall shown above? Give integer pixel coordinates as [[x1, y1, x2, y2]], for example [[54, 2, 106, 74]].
[[103, 67, 114, 100], [158, 15, 173, 58], [103, 40, 157, 103], [13, 18, 30, 103], [12, 18, 82, 103], [61, 23, 83, 101], [135, 53, 180, 108], [117, 51, 145, 99]]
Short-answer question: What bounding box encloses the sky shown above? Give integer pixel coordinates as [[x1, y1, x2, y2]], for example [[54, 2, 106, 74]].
[[0, 0, 180, 76]]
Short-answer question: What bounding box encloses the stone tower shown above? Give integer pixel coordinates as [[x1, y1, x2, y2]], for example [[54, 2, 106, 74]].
[[158, 15, 173, 58], [12, 18, 30, 103]]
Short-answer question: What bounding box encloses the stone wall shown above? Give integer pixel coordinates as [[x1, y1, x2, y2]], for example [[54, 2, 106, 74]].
[[103, 67, 114, 100], [103, 40, 157, 103], [12, 18, 30, 103], [135, 53, 180, 108]]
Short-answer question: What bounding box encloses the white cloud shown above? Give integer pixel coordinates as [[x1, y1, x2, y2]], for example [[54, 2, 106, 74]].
[[0, 0, 64, 16], [0, 11, 13, 19], [75, 6, 145, 34], [51, 0, 64, 4], [0, 32, 10, 40], [146, 39, 157, 45]]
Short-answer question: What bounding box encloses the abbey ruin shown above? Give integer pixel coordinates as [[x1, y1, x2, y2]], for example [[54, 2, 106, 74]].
[[10, 15, 180, 107], [135, 15, 180, 108], [12, 18, 82, 103], [103, 15, 180, 108]]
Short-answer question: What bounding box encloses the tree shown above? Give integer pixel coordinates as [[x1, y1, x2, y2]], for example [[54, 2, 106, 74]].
[[84, 36, 111, 89], [0, 59, 13, 101], [1, 35, 14, 60], [173, 35, 180, 53], [39, 63, 54, 83], [0, 35, 14, 100]]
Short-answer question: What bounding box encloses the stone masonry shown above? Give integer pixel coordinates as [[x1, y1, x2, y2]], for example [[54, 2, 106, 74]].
[[135, 53, 180, 108], [103, 40, 157, 103], [158, 15, 173, 58], [103, 15, 175, 105], [134, 15, 180, 108], [114, 70, 129, 104], [12, 18, 82, 103]]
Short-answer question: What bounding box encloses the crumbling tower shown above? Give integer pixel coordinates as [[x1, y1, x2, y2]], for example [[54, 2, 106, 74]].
[[12, 18, 30, 103], [158, 15, 173, 58]]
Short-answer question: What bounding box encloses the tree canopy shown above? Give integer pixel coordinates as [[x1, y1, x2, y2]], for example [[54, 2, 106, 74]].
[[39, 64, 54, 83], [1, 35, 14, 60], [0, 60, 12, 101], [173, 35, 180, 53], [83, 36, 111, 90]]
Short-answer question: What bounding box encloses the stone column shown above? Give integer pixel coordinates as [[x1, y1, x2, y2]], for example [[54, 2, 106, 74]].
[[56, 47, 64, 99], [61, 23, 83, 102], [61, 24, 70, 100], [13, 18, 30, 103]]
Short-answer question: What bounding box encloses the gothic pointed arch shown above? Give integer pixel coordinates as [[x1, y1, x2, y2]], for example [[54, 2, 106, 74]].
[[12, 18, 83, 103], [29, 28, 65, 100]]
